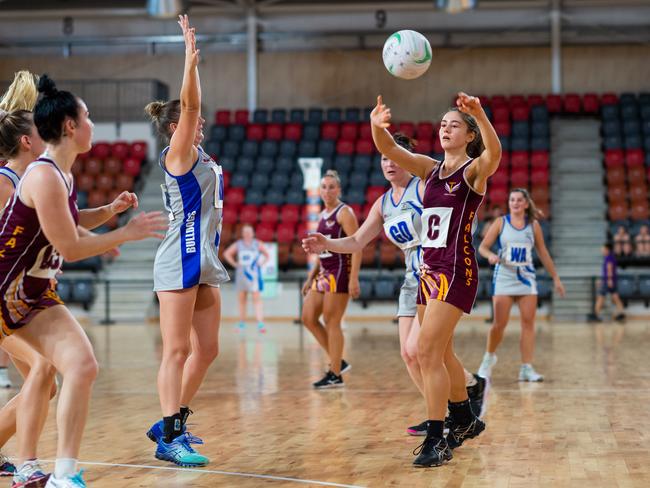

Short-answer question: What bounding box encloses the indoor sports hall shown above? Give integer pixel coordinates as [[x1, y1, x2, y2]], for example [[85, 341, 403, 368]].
[[0, 1, 649, 487]]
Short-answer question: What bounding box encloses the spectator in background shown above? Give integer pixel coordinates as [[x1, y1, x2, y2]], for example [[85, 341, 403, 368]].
[[613, 225, 632, 257], [591, 243, 626, 323], [634, 224, 650, 257]]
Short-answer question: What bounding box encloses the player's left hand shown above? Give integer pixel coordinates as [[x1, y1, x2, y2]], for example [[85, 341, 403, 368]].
[[110, 191, 139, 214], [349, 277, 360, 299], [554, 277, 565, 298], [456, 92, 483, 118], [302, 233, 327, 254]]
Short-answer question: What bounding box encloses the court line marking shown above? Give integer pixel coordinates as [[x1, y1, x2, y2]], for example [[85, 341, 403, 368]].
[[34, 459, 366, 488]]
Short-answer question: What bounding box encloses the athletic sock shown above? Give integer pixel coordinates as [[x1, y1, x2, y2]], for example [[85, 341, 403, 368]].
[[54, 458, 77, 479], [448, 399, 474, 425]]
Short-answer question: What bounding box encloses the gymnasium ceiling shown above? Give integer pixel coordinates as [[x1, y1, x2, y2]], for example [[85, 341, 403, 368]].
[[0, 0, 649, 53]]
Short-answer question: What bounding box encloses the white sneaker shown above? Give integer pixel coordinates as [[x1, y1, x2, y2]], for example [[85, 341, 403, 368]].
[[477, 353, 497, 379], [519, 364, 544, 382], [45, 470, 86, 488], [0, 369, 11, 388]]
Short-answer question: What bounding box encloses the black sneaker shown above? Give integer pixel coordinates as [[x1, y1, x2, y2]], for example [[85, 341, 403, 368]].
[[313, 371, 344, 389], [614, 313, 626, 323], [412, 436, 453, 467], [467, 374, 487, 418], [446, 416, 485, 449], [341, 359, 351, 374], [587, 313, 603, 323], [406, 420, 428, 436]]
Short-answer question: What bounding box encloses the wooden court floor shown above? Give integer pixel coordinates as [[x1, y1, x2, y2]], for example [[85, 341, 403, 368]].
[[2, 318, 650, 487]]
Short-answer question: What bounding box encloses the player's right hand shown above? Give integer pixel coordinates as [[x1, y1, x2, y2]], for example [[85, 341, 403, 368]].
[[124, 211, 168, 241], [302, 233, 327, 254], [370, 95, 392, 129], [488, 254, 500, 265], [301, 280, 312, 296]]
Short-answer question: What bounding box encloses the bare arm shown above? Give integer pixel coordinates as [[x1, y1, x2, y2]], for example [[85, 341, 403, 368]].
[[78, 191, 139, 230], [23, 166, 166, 262], [457, 93, 502, 194], [222, 242, 238, 268], [370, 95, 437, 180], [533, 220, 565, 297], [257, 241, 270, 265], [0, 178, 14, 209], [302, 197, 384, 254], [166, 14, 201, 175], [478, 217, 502, 265]]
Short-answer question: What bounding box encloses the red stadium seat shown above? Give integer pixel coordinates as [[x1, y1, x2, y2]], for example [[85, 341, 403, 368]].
[[627, 166, 646, 185], [129, 141, 148, 160], [626, 149, 644, 167], [111, 141, 130, 160], [222, 171, 230, 189], [601, 93, 618, 105], [490, 170, 509, 187], [358, 124, 372, 141], [240, 205, 259, 224], [510, 151, 529, 169], [266, 123, 283, 141], [256, 223, 275, 242], [608, 202, 628, 221], [226, 187, 245, 207], [296, 222, 309, 239], [284, 123, 302, 141], [527, 94, 544, 107], [490, 95, 507, 107], [88, 189, 108, 208], [277, 242, 290, 268], [510, 169, 529, 188], [492, 106, 510, 123], [123, 157, 142, 177], [631, 201, 649, 220], [362, 240, 378, 266], [530, 151, 550, 169], [336, 140, 354, 155], [530, 169, 549, 186], [222, 206, 238, 225], [511, 104, 530, 121], [362, 202, 374, 220], [91, 142, 111, 159], [537, 201, 551, 219], [489, 186, 508, 206], [116, 174, 134, 191], [84, 157, 103, 175], [607, 184, 626, 204], [281, 204, 300, 223], [604, 149, 624, 168], [630, 183, 648, 203], [563, 93, 581, 113], [215, 110, 231, 125], [582, 93, 600, 114], [321, 123, 340, 140], [246, 124, 265, 141], [494, 121, 511, 137], [499, 151, 511, 168], [96, 174, 114, 191], [260, 204, 280, 223], [76, 150, 91, 162], [416, 122, 434, 140], [234, 109, 249, 125], [290, 243, 308, 267], [76, 174, 95, 192], [366, 186, 386, 204], [103, 157, 122, 175], [340, 123, 359, 141], [356, 140, 374, 155], [433, 138, 443, 154], [509, 95, 526, 107], [416, 139, 432, 155], [530, 186, 549, 203], [606, 167, 626, 186], [397, 122, 415, 138], [379, 241, 400, 269], [545, 94, 562, 113]]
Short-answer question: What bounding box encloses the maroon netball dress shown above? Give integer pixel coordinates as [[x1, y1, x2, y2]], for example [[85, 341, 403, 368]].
[[0, 157, 77, 338], [312, 203, 352, 294], [417, 159, 484, 313]]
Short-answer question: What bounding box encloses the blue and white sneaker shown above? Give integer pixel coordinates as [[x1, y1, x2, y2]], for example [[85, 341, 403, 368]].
[[1, 453, 16, 477], [11, 460, 49, 488], [155, 433, 209, 467], [44, 471, 85, 488]]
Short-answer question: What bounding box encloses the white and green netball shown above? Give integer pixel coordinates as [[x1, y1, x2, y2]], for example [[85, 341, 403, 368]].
[[382, 30, 432, 80]]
